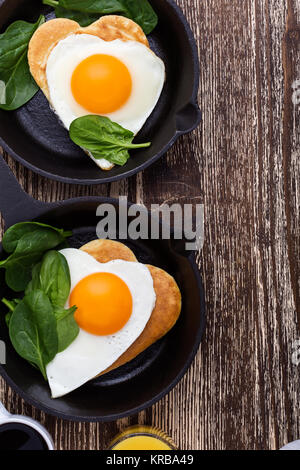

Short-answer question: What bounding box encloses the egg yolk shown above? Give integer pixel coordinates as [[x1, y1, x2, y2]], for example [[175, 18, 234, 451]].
[[71, 54, 132, 114], [70, 272, 133, 336]]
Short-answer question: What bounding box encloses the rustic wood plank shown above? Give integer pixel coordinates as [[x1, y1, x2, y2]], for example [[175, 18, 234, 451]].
[[0, 0, 299, 450]]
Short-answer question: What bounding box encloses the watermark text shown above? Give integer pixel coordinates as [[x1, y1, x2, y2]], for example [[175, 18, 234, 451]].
[[292, 339, 300, 366], [96, 197, 204, 251], [0, 340, 6, 365], [292, 79, 300, 105]]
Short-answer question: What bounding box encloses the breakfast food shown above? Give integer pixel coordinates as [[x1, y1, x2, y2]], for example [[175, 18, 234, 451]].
[[28, 16, 165, 170], [28, 16, 150, 98], [0, 2, 164, 170], [46, 241, 181, 398], [81, 239, 138, 263], [0, 0, 159, 112], [2, 222, 181, 399], [0, 2, 167, 171], [81, 241, 181, 378]]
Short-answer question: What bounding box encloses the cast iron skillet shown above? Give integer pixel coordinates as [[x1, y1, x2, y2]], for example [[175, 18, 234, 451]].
[[0, 0, 201, 185], [0, 157, 205, 422]]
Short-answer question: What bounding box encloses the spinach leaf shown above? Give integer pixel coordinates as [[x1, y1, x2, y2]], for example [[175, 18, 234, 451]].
[[2, 298, 21, 328], [1, 223, 78, 372], [9, 290, 58, 379], [69, 115, 151, 166], [38, 251, 71, 307], [43, 0, 157, 34], [2, 221, 72, 253], [2, 297, 20, 312], [37, 251, 79, 351], [0, 16, 45, 110], [2, 251, 46, 292], [25, 262, 42, 294], [13, 229, 69, 255], [54, 305, 79, 352], [5, 311, 12, 328], [54, 6, 100, 26], [26, 252, 79, 353], [0, 223, 73, 292], [57, 0, 127, 14], [122, 0, 158, 34]]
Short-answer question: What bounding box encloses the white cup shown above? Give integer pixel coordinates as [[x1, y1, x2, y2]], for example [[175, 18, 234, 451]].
[[0, 402, 54, 450], [280, 440, 300, 450]]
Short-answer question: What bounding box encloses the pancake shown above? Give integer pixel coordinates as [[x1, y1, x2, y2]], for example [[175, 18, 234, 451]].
[[80, 239, 137, 263], [79, 239, 182, 376]]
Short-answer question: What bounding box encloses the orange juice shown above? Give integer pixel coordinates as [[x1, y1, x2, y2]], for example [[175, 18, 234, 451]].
[[109, 426, 176, 451]]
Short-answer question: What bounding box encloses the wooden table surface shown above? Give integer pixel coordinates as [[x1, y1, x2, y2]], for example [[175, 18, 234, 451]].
[[0, 0, 299, 451]]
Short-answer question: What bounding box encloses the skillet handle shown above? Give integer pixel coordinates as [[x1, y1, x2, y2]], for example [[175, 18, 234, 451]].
[[0, 157, 47, 228], [176, 102, 202, 134]]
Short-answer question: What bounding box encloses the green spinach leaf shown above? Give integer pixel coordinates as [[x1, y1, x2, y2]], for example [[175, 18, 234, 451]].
[[25, 262, 42, 294], [2, 297, 20, 312], [36, 251, 79, 352], [55, 6, 100, 26], [5, 311, 12, 328], [0, 223, 72, 292], [121, 0, 158, 34], [54, 305, 79, 352], [38, 251, 71, 307], [1, 223, 78, 372], [2, 221, 72, 253], [0, 16, 45, 110], [57, 0, 127, 14], [9, 290, 58, 379], [25, 252, 79, 353], [2, 298, 21, 327], [69, 115, 151, 166], [2, 251, 46, 292], [43, 0, 157, 34]]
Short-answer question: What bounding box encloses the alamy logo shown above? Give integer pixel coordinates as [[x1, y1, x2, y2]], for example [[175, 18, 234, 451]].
[[0, 80, 6, 105], [0, 340, 6, 365], [96, 197, 204, 251], [292, 340, 300, 366], [292, 80, 300, 105]]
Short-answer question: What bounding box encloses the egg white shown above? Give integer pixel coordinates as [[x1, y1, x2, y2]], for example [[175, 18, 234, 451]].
[[46, 248, 156, 398], [46, 34, 165, 169]]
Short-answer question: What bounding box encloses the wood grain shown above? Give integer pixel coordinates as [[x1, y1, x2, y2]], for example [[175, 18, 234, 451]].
[[0, 0, 299, 450]]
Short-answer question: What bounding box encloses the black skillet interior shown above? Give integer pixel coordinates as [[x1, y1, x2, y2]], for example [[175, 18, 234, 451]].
[[0, 158, 205, 422], [0, 0, 201, 184]]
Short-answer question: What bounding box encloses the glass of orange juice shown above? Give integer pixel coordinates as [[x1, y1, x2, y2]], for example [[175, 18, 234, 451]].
[[109, 426, 177, 450]]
